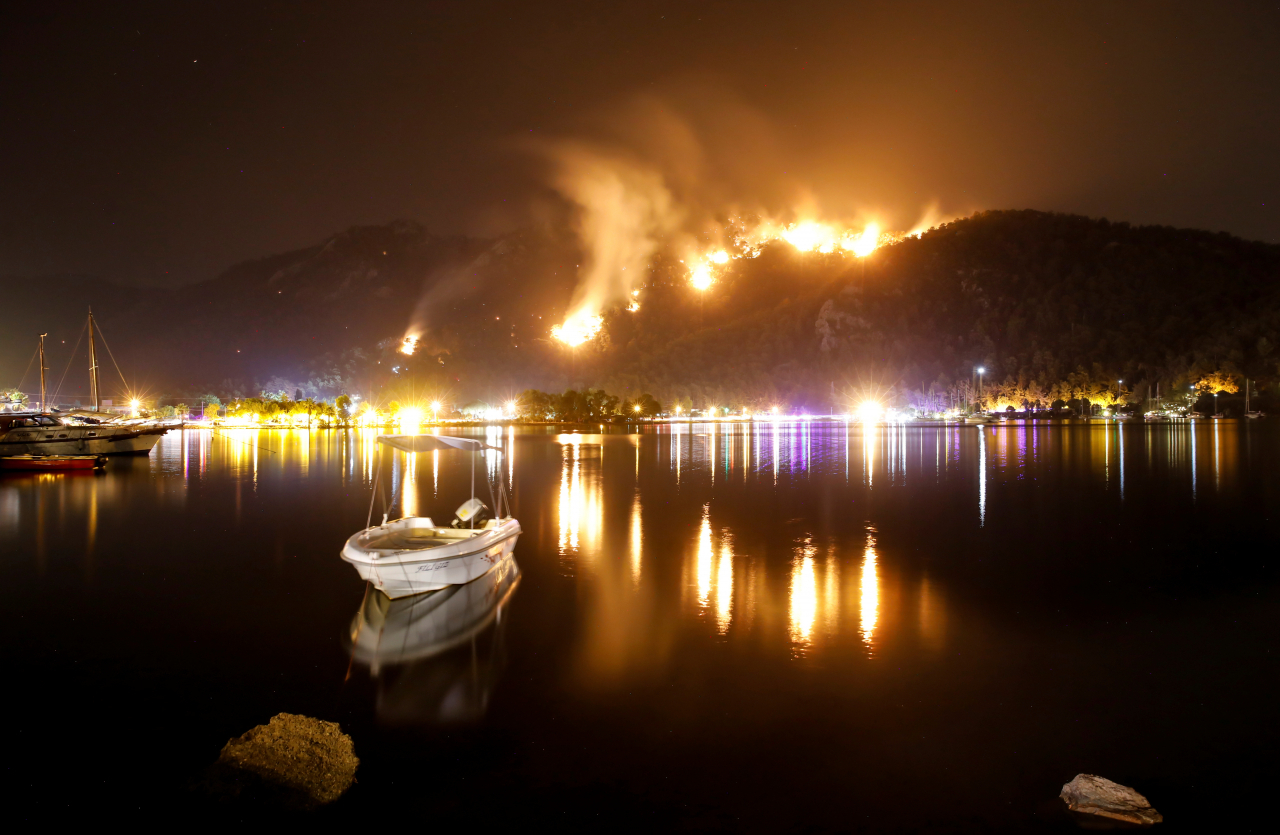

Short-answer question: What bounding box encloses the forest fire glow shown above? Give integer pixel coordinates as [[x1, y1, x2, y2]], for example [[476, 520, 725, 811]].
[[682, 218, 897, 289], [552, 312, 604, 346], [690, 263, 715, 291], [781, 221, 837, 252], [843, 223, 881, 257]]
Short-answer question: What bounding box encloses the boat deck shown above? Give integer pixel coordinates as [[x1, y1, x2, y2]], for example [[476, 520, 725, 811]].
[[364, 527, 479, 551]]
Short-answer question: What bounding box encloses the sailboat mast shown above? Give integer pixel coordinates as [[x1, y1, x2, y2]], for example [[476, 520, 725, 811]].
[[87, 310, 101, 412], [38, 333, 47, 411]]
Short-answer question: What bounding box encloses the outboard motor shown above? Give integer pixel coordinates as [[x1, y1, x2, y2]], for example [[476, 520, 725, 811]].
[[451, 498, 492, 528]]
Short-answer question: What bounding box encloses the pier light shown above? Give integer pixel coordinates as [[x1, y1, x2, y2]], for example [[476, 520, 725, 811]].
[[633, 404, 642, 413], [674, 405, 682, 415]]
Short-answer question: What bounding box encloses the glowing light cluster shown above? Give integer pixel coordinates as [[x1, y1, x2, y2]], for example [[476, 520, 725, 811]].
[[856, 400, 885, 424], [685, 219, 898, 290], [400, 334, 419, 356], [781, 221, 837, 252], [843, 223, 881, 257], [551, 312, 604, 346], [690, 263, 715, 291]]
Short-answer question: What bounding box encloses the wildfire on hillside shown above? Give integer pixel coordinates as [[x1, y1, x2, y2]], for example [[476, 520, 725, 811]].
[[549, 210, 945, 347], [683, 218, 905, 292], [551, 312, 603, 346]]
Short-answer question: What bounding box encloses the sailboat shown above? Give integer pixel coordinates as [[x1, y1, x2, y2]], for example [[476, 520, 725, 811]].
[[1245, 379, 1263, 419], [0, 312, 169, 457]]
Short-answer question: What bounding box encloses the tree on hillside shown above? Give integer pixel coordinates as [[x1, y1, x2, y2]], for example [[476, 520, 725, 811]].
[[634, 392, 663, 416], [517, 389, 553, 420], [1196, 370, 1239, 395]]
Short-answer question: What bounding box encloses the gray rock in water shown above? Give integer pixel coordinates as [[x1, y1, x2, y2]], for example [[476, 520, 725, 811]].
[[1060, 774, 1163, 830], [204, 713, 359, 809]]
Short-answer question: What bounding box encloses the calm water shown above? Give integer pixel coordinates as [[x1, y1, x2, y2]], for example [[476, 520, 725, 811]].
[[4, 421, 1278, 830]]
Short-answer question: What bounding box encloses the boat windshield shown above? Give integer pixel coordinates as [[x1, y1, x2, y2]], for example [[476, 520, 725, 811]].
[[4, 417, 57, 428]]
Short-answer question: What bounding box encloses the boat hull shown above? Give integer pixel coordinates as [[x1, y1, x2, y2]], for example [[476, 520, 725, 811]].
[[348, 555, 522, 666], [0, 426, 166, 457], [342, 518, 523, 599], [0, 454, 105, 471]]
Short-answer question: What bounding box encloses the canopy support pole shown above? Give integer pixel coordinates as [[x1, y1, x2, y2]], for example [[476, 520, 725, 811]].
[[366, 449, 383, 529]]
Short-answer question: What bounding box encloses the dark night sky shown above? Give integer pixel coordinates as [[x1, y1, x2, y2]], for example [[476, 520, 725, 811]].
[[3, 0, 1279, 287]]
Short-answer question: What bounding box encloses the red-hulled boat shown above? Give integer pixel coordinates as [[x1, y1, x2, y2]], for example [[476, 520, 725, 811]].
[[0, 454, 106, 472]]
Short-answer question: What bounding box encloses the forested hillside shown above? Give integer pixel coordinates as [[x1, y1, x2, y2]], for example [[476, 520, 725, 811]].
[[5, 210, 1278, 411], [593, 210, 1280, 410]]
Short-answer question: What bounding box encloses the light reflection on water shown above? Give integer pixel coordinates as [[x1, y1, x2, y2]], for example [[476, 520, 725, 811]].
[[860, 530, 879, 650], [0, 420, 1261, 672], [789, 542, 817, 646], [4, 418, 1278, 829]]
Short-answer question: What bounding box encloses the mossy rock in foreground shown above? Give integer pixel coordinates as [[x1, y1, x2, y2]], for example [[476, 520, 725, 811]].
[[203, 713, 358, 810]]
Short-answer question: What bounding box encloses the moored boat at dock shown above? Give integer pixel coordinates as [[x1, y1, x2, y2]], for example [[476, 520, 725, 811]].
[[0, 413, 167, 457], [2, 312, 169, 457], [0, 453, 106, 472]]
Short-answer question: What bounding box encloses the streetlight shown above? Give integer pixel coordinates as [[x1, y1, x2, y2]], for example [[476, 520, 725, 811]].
[[430, 400, 441, 422], [976, 366, 985, 411]]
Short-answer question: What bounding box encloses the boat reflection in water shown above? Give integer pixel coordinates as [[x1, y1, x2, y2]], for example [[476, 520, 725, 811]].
[[347, 555, 521, 726]]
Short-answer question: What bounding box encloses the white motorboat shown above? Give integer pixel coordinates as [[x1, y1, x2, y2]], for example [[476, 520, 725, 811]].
[[341, 433, 521, 599], [348, 554, 521, 668], [964, 413, 991, 424], [347, 554, 521, 725]]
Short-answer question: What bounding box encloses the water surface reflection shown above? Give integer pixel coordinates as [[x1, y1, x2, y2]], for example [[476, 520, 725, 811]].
[[348, 556, 520, 726], [3, 420, 1277, 829]]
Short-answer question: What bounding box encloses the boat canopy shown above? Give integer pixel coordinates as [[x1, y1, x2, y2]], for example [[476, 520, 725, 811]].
[[377, 434, 498, 453]]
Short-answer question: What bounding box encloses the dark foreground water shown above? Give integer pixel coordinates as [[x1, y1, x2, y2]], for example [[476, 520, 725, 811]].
[[3, 421, 1277, 831]]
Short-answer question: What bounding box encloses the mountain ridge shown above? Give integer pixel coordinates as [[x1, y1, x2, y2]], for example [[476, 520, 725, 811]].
[[5, 210, 1279, 410]]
